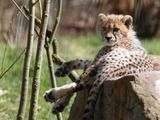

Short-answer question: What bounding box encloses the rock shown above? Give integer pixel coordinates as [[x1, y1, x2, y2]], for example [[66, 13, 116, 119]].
[[69, 55, 160, 120], [69, 72, 160, 120], [94, 72, 160, 120], [150, 55, 160, 71]]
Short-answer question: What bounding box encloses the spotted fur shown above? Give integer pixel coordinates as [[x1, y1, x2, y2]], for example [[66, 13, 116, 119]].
[[44, 13, 153, 120], [55, 59, 92, 77]]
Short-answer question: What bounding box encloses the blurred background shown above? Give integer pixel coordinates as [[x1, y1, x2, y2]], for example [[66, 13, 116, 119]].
[[58, 0, 160, 38], [0, 0, 160, 42]]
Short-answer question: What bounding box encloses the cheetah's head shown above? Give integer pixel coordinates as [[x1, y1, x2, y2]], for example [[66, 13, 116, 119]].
[[98, 13, 133, 46]]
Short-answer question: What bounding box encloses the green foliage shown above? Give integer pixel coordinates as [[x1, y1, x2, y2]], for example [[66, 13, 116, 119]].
[[0, 35, 160, 120], [141, 38, 160, 55]]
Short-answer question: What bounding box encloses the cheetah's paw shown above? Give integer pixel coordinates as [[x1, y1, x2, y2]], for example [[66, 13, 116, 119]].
[[55, 65, 70, 77], [44, 88, 60, 103]]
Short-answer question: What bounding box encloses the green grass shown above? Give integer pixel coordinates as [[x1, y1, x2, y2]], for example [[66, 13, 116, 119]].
[[141, 38, 160, 55], [0, 34, 159, 120]]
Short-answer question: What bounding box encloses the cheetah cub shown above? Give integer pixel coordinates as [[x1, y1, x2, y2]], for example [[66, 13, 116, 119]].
[[44, 13, 153, 120]]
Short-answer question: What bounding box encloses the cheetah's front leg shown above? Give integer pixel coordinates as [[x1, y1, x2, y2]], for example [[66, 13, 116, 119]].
[[44, 80, 93, 103], [55, 59, 92, 77], [44, 83, 77, 102]]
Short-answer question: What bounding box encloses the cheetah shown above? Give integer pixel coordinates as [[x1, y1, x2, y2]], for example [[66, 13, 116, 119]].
[[44, 13, 153, 120]]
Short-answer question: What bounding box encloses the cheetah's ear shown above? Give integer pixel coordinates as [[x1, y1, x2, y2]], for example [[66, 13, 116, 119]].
[[123, 15, 133, 28], [98, 13, 108, 25]]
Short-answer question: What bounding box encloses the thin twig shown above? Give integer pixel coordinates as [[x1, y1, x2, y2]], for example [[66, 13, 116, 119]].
[[0, 41, 8, 73], [23, 6, 40, 27], [48, 0, 62, 44], [44, 0, 63, 119], [23, 6, 52, 38], [0, 48, 26, 78], [52, 39, 58, 54], [45, 37, 57, 87], [45, 0, 62, 87], [38, 0, 42, 19], [10, 0, 29, 20]]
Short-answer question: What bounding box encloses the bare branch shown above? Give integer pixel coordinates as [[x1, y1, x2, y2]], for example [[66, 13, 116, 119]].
[[45, 37, 57, 87], [48, 0, 62, 44], [22, 3, 79, 116], [10, 0, 29, 20], [23, 6, 52, 39], [44, 0, 63, 119], [29, 0, 51, 119], [16, 0, 35, 119], [0, 41, 8, 73], [0, 48, 26, 79], [38, 0, 42, 19]]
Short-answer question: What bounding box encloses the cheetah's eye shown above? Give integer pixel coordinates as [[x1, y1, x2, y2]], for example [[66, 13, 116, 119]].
[[102, 27, 106, 31], [113, 28, 119, 32]]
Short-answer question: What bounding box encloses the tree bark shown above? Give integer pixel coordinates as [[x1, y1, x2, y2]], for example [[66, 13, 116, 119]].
[[69, 56, 160, 120], [17, 0, 35, 119], [28, 0, 50, 119]]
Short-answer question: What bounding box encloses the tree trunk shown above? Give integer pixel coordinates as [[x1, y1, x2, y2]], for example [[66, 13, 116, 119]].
[[69, 56, 160, 120]]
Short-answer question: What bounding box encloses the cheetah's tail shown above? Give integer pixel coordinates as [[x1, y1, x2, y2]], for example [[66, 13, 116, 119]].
[[82, 78, 105, 120]]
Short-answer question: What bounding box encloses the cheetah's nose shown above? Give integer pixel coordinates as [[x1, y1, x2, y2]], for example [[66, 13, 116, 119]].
[[105, 36, 112, 41]]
